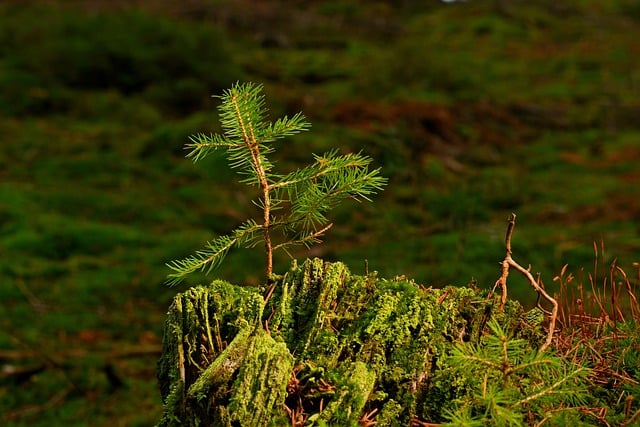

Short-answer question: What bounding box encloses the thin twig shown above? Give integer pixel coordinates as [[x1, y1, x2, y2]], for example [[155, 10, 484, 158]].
[[490, 213, 558, 352], [506, 256, 558, 351], [489, 213, 516, 309], [505, 212, 515, 256]]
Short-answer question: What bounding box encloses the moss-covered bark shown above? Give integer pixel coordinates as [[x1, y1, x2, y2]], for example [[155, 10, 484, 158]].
[[157, 258, 529, 426]]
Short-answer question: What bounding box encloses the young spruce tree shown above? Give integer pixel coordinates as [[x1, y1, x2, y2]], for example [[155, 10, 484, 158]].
[[166, 82, 386, 295]]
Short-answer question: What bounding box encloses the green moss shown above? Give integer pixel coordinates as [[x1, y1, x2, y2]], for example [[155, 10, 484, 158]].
[[374, 399, 403, 425], [228, 329, 293, 426], [314, 362, 376, 425], [157, 259, 537, 425], [157, 281, 266, 426]]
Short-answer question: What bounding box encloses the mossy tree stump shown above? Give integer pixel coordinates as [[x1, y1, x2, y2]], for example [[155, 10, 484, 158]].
[[157, 258, 528, 426]]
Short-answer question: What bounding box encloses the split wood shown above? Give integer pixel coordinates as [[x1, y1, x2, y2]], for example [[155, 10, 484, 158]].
[[489, 213, 558, 352]]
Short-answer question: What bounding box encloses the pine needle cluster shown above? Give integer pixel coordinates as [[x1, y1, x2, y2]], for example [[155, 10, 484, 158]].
[[166, 82, 386, 287], [442, 319, 591, 426]]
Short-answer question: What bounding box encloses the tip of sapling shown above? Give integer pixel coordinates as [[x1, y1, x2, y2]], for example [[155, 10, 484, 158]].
[[165, 82, 386, 297]]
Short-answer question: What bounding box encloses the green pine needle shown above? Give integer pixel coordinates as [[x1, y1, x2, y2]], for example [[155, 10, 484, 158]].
[[444, 318, 592, 426], [165, 82, 386, 287]]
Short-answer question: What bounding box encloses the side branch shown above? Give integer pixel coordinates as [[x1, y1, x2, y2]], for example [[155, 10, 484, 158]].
[[271, 223, 334, 252]]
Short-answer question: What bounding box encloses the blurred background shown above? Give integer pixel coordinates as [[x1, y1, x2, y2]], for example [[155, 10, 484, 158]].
[[1, 0, 639, 425]]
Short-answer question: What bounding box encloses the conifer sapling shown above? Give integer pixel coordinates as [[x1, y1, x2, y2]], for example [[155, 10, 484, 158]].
[[166, 82, 386, 292]]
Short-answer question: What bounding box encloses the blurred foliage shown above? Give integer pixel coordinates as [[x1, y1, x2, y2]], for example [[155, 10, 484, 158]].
[[0, 4, 241, 116], [0, 0, 639, 425]]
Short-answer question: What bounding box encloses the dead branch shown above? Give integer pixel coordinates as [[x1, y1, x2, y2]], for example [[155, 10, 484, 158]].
[[489, 213, 558, 352], [489, 213, 516, 309]]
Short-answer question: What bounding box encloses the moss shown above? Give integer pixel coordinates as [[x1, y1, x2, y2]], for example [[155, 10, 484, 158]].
[[314, 362, 376, 425], [157, 281, 265, 427], [158, 258, 536, 425], [375, 399, 404, 425], [227, 328, 293, 426], [269, 258, 347, 357]]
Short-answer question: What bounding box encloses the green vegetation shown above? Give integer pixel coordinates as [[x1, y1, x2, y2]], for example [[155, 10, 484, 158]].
[[166, 82, 385, 286], [1, 0, 639, 425], [158, 258, 504, 426], [444, 319, 590, 425], [157, 258, 639, 426]]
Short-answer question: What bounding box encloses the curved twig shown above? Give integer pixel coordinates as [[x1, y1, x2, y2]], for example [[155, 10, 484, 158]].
[[490, 213, 558, 352]]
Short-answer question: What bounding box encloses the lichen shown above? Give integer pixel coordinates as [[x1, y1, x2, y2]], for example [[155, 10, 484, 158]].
[[158, 258, 535, 426]]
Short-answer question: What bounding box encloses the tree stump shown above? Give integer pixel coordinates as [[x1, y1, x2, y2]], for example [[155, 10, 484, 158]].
[[157, 258, 526, 426]]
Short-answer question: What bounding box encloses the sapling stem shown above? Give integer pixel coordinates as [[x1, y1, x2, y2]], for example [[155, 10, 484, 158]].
[[165, 82, 386, 298]]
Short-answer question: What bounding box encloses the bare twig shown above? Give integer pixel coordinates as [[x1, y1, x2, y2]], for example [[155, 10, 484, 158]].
[[359, 408, 378, 426], [489, 213, 558, 352], [489, 213, 516, 309], [410, 417, 441, 426]]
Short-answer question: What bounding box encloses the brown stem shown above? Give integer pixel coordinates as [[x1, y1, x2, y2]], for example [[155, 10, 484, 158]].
[[231, 92, 273, 277], [490, 213, 516, 309], [262, 178, 273, 277], [505, 212, 515, 256]]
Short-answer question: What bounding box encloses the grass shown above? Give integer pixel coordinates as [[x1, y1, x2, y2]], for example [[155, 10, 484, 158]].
[[552, 251, 640, 425], [0, 0, 639, 425]]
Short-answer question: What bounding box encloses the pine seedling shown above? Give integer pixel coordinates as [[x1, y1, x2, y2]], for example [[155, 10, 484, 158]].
[[442, 318, 591, 426], [166, 82, 386, 290]]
